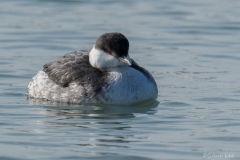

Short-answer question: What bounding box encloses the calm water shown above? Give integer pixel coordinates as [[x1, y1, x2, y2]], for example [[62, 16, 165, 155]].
[[1, 0, 240, 159]]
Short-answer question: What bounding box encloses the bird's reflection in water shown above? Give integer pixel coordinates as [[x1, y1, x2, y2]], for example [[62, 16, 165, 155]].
[[28, 98, 159, 150], [28, 98, 159, 119]]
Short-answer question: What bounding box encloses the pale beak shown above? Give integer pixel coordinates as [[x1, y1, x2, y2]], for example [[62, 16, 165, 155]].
[[118, 56, 132, 66]]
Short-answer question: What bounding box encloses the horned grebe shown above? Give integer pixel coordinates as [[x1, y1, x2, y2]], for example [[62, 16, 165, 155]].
[[27, 32, 158, 105]]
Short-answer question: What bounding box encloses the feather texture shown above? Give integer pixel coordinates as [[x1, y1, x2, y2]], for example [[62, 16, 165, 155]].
[[43, 50, 108, 93], [28, 50, 158, 104]]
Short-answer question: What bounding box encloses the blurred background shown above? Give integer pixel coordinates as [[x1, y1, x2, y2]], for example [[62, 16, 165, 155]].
[[0, 0, 240, 160]]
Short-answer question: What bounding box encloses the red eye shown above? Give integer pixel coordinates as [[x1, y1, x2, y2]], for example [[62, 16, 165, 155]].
[[107, 51, 112, 55]]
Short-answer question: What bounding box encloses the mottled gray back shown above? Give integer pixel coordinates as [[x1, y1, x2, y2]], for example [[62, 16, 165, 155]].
[[43, 50, 108, 94]]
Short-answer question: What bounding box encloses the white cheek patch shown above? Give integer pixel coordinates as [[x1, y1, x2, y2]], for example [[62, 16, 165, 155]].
[[89, 46, 130, 69]]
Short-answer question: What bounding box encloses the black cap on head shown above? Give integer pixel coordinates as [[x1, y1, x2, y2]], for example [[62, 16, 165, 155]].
[[95, 32, 129, 57]]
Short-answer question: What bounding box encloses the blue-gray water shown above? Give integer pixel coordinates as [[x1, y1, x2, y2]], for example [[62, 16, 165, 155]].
[[1, 0, 240, 160]]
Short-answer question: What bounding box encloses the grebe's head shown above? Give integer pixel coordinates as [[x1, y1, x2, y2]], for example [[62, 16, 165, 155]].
[[89, 32, 132, 70]]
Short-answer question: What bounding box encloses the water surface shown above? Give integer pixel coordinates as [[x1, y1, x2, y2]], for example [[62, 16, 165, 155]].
[[1, 0, 240, 159]]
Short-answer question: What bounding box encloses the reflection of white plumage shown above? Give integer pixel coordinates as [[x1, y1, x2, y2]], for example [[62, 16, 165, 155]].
[[27, 32, 158, 105]]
